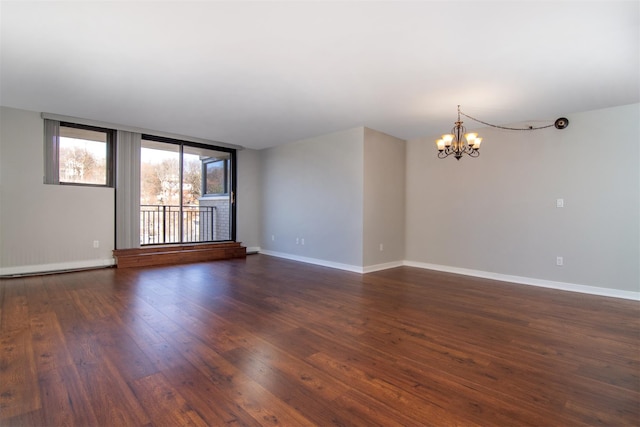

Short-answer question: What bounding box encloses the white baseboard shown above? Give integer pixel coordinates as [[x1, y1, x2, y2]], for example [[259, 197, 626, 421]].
[[259, 250, 364, 273], [258, 251, 638, 300], [246, 246, 261, 254], [3, 252, 635, 301], [403, 261, 640, 301], [0, 258, 115, 277], [259, 250, 406, 274], [362, 261, 404, 273]]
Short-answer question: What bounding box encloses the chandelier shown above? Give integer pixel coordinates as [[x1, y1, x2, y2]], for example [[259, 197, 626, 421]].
[[436, 105, 569, 161], [436, 105, 481, 160]]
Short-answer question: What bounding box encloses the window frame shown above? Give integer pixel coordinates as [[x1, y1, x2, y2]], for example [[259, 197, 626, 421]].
[[46, 121, 116, 188], [202, 157, 230, 196]]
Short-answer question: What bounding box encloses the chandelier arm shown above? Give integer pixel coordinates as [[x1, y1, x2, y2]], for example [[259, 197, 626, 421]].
[[459, 111, 555, 131]]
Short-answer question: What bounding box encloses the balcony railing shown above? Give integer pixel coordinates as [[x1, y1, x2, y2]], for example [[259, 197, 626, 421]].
[[140, 204, 217, 245]]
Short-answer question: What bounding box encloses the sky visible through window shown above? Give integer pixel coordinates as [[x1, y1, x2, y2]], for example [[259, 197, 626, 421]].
[[60, 137, 105, 158], [141, 147, 199, 164]]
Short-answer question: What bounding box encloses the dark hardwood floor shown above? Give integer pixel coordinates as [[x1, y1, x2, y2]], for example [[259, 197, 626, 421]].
[[1, 254, 638, 426]]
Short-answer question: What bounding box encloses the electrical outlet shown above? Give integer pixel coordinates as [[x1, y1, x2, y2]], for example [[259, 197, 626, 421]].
[[379, 243, 384, 251], [296, 237, 299, 245], [556, 198, 564, 208], [556, 256, 563, 266], [271, 235, 275, 241], [301, 238, 305, 245], [93, 240, 100, 248]]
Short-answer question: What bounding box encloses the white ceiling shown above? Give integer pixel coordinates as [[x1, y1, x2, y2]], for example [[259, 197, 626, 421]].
[[1, 1, 638, 150]]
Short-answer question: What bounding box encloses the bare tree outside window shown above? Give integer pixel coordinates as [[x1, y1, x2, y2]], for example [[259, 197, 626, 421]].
[[59, 126, 109, 185]]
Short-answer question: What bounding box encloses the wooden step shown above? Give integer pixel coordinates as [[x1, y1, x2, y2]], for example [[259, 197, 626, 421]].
[[113, 242, 246, 268]]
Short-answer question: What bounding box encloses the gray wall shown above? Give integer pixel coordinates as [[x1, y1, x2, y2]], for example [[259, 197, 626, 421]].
[[406, 103, 639, 293], [363, 128, 406, 267], [0, 107, 115, 273], [259, 127, 406, 270], [260, 128, 364, 267], [236, 148, 261, 251]]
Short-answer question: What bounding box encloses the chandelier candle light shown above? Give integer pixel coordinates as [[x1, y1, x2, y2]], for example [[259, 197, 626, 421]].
[[436, 105, 481, 160], [436, 105, 569, 161]]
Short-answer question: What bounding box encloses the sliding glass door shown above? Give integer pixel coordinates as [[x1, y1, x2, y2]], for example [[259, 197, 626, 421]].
[[140, 136, 235, 245]]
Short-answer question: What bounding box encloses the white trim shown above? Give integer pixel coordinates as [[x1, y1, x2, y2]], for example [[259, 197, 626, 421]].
[[0, 258, 115, 277], [259, 250, 363, 273], [403, 261, 640, 301], [362, 261, 404, 273], [246, 246, 261, 254]]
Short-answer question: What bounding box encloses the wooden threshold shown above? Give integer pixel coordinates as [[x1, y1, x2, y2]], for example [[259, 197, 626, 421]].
[[113, 242, 246, 268]]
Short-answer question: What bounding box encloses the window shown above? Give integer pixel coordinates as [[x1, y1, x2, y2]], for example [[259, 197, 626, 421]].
[[44, 120, 115, 186], [203, 158, 229, 195]]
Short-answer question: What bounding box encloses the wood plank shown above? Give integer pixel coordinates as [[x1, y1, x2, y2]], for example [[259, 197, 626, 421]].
[[1, 409, 46, 426], [161, 362, 263, 427], [130, 372, 208, 426], [72, 355, 152, 426], [0, 328, 40, 421], [22, 276, 52, 316], [0, 280, 28, 332], [47, 289, 152, 426], [161, 328, 316, 426], [38, 364, 100, 426], [29, 311, 74, 374], [114, 309, 258, 425], [222, 345, 355, 426], [91, 315, 160, 382]]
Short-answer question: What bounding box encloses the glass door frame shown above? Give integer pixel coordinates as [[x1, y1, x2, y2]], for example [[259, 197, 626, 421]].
[[141, 134, 237, 244]]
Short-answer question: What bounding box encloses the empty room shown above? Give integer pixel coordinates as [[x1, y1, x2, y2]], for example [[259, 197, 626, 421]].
[[1, 1, 638, 426]]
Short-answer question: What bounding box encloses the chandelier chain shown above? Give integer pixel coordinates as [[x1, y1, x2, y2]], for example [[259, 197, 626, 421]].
[[459, 111, 555, 131]]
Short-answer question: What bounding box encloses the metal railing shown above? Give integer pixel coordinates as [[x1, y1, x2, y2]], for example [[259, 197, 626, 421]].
[[140, 204, 216, 245]]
